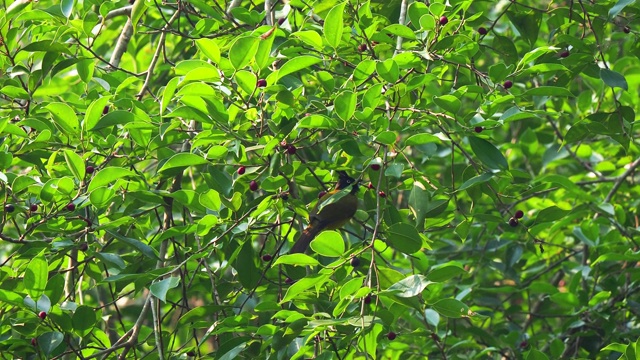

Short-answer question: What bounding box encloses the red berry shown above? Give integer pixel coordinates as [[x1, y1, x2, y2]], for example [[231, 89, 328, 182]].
[[623, 26, 630, 33], [286, 145, 297, 155], [86, 165, 95, 174], [370, 164, 381, 171], [31, 338, 37, 346], [38, 311, 46, 320], [357, 43, 367, 52], [509, 217, 518, 227], [285, 277, 294, 285], [364, 295, 372, 304], [478, 27, 488, 35], [66, 203, 76, 211], [277, 18, 285, 25], [560, 50, 569, 58], [503, 80, 513, 89], [262, 254, 272, 261], [237, 166, 246, 175], [4, 204, 15, 213], [520, 340, 528, 348], [367, 183, 374, 190], [79, 242, 88, 251], [30, 204, 38, 212], [439, 16, 448, 25], [256, 79, 267, 88], [378, 191, 386, 198], [474, 126, 483, 133], [515, 210, 524, 219], [102, 106, 109, 115], [387, 331, 397, 340], [318, 191, 327, 199], [350, 257, 361, 267], [249, 180, 259, 192]]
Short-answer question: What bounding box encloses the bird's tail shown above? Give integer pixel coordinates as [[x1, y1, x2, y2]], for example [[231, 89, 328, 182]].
[[290, 225, 323, 253]]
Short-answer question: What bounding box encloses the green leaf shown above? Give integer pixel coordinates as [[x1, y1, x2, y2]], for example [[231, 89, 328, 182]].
[[297, 114, 338, 129], [107, 230, 159, 260], [38, 332, 64, 356], [274, 254, 320, 266], [89, 110, 135, 131], [426, 264, 467, 282], [159, 153, 209, 172], [384, 24, 416, 39], [24, 255, 48, 299], [600, 68, 628, 90], [432, 298, 471, 318], [383, 274, 432, 297], [281, 274, 330, 303], [458, 172, 493, 191], [45, 102, 79, 135], [310, 231, 345, 257], [526, 349, 550, 360], [72, 305, 96, 337], [195, 38, 220, 63], [335, 91, 356, 121], [376, 59, 399, 83], [386, 223, 423, 254], [608, 0, 636, 19], [434, 95, 461, 114], [275, 55, 322, 83], [469, 136, 509, 170], [405, 133, 440, 146], [324, 2, 347, 48], [150, 277, 180, 303], [229, 36, 259, 69], [522, 86, 574, 97], [534, 206, 570, 224], [64, 150, 85, 181]]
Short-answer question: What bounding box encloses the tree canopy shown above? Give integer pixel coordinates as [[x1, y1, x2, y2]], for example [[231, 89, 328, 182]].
[[1, 0, 640, 359]]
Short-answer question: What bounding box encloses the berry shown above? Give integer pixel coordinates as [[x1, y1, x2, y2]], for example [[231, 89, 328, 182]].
[[277, 18, 285, 25], [262, 254, 272, 262], [520, 340, 528, 348], [286, 145, 297, 155], [318, 191, 327, 199], [350, 257, 361, 267], [515, 210, 524, 219], [38, 311, 46, 320], [30, 204, 38, 212], [66, 203, 76, 211], [560, 50, 569, 58], [367, 183, 374, 190], [357, 43, 367, 52], [304, 113, 311, 117], [503, 80, 513, 89], [102, 106, 109, 115], [378, 191, 386, 198], [387, 331, 397, 340], [285, 277, 294, 285], [31, 338, 37, 346], [439, 16, 448, 25], [79, 242, 88, 251], [237, 166, 246, 175], [249, 180, 259, 192], [4, 204, 15, 213], [474, 126, 483, 133], [256, 79, 267, 88], [370, 164, 381, 171], [86, 165, 95, 174], [478, 27, 488, 35], [82, 217, 92, 227], [509, 217, 518, 227], [623, 26, 631, 34], [364, 295, 372, 304]]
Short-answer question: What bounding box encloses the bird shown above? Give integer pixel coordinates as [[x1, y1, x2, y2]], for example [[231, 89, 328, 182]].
[[290, 171, 359, 254]]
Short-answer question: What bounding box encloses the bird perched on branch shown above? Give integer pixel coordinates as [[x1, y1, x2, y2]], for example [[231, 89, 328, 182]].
[[290, 171, 359, 253]]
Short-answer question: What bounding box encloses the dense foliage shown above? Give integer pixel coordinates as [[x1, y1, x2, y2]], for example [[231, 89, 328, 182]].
[[1, 0, 640, 358]]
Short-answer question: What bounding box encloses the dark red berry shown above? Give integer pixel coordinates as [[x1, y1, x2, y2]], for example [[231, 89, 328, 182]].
[[364, 295, 372, 304], [66, 203, 76, 211], [285, 277, 294, 285], [357, 43, 367, 52], [520, 340, 528, 348], [350, 257, 361, 267], [478, 27, 488, 35], [623, 26, 630, 33], [370, 164, 381, 171], [79, 242, 88, 251], [560, 50, 569, 58], [474, 126, 483, 133], [31, 338, 37, 346], [38, 311, 46, 320], [237, 166, 246, 175], [249, 180, 259, 192], [262, 254, 272, 262], [304, 113, 311, 117], [378, 191, 386, 198], [257, 79, 267, 88], [277, 18, 285, 25], [286, 145, 297, 154], [102, 106, 109, 115], [82, 217, 92, 227], [439, 16, 448, 25], [503, 80, 513, 89], [509, 217, 518, 227], [86, 165, 95, 174], [368, 183, 374, 190], [30, 204, 38, 212], [318, 191, 327, 199], [4, 204, 15, 213], [515, 210, 524, 219], [387, 331, 397, 340]]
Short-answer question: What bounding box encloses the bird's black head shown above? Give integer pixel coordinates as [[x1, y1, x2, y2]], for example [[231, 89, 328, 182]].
[[336, 171, 359, 193]]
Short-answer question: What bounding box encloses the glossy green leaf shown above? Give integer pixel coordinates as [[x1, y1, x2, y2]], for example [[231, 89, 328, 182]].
[[229, 36, 259, 69], [310, 231, 345, 257], [324, 3, 347, 48], [150, 277, 180, 303], [469, 137, 509, 170], [386, 223, 422, 254]]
